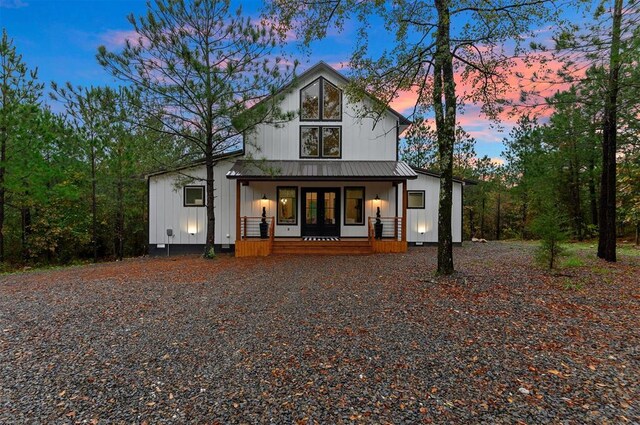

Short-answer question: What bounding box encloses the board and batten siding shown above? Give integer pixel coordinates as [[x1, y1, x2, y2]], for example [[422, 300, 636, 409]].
[[148, 160, 236, 247], [240, 181, 399, 238], [406, 173, 463, 243], [245, 68, 399, 161]]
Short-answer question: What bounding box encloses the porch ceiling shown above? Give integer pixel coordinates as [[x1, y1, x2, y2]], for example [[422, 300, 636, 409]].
[[226, 160, 418, 181]]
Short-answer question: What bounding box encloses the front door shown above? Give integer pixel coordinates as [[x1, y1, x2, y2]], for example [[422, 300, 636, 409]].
[[301, 188, 340, 237]]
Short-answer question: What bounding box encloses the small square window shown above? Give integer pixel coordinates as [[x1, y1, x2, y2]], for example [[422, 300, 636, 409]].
[[407, 191, 425, 209], [184, 186, 205, 207]]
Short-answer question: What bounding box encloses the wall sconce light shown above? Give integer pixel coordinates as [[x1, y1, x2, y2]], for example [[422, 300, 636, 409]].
[[188, 221, 198, 235], [374, 194, 380, 204], [261, 194, 268, 206]]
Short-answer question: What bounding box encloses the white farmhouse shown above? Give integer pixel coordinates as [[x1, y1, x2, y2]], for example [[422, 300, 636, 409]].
[[148, 62, 467, 256]]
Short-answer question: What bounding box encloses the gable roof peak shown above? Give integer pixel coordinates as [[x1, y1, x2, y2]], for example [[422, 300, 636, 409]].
[[273, 60, 412, 126]]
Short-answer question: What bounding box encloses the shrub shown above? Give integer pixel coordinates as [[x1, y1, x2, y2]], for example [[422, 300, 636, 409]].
[[532, 208, 568, 269], [204, 247, 216, 259]]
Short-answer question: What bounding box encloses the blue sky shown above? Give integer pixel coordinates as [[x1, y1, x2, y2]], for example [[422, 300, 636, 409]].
[[1, 0, 575, 161]]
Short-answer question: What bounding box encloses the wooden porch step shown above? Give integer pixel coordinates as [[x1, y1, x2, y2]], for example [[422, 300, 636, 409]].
[[271, 240, 372, 255]]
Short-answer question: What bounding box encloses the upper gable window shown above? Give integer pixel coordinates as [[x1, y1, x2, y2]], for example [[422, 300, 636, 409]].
[[300, 77, 342, 121]]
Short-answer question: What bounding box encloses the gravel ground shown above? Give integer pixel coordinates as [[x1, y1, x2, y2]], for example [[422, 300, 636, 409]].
[[1, 242, 638, 424]]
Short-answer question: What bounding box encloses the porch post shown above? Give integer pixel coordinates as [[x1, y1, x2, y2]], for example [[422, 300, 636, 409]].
[[235, 180, 241, 242], [402, 180, 408, 242]]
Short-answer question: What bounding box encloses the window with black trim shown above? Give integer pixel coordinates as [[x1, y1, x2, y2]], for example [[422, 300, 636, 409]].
[[407, 190, 425, 209], [300, 77, 342, 121], [300, 126, 341, 158], [277, 187, 297, 225], [184, 186, 205, 207], [344, 187, 365, 225]]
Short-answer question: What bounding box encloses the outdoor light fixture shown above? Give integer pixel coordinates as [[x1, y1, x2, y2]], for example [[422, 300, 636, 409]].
[[188, 221, 197, 235]]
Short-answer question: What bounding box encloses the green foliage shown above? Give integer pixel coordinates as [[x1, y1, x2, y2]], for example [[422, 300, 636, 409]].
[[401, 119, 477, 178], [532, 208, 568, 269], [204, 247, 216, 259], [562, 256, 584, 268]]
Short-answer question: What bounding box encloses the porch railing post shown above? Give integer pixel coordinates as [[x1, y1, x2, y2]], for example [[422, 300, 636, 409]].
[[243, 216, 247, 240], [394, 217, 398, 240], [402, 182, 408, 242], [235, 180, 241, 242]]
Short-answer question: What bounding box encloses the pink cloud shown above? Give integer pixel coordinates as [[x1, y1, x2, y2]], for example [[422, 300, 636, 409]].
[[389, 90, 419, 114], [328, 60, 351, 71], [100, 30, 142, 48]]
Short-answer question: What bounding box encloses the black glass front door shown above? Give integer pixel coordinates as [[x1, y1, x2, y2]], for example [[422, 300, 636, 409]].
[[301, 188, 340, 236]]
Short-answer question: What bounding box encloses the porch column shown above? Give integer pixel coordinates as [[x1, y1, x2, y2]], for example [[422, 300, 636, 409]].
[[235, 180, 241, 242], [402, 180, 408, 242]]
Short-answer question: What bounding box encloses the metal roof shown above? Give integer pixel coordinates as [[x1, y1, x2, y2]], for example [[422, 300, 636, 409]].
[[227, 160, 418, 181], [146, 150, 244, 178]]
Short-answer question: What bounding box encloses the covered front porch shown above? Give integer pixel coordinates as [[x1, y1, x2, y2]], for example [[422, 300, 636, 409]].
[[234, 219, 407, 257], [226, 160, 417, 256]]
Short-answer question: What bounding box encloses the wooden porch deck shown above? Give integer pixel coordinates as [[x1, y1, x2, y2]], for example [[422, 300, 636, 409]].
[[235, 216, 408, 257]]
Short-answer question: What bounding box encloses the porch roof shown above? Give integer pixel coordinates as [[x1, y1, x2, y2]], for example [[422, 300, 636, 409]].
[[226, 160, 418, 181]]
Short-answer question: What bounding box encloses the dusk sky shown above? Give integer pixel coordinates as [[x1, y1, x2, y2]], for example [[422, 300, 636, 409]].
[[1, 0, 587, 162]]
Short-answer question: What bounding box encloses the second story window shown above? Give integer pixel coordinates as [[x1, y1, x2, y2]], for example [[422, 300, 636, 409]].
[[300, 126, 341, 158], [300, 77, 342, 121]]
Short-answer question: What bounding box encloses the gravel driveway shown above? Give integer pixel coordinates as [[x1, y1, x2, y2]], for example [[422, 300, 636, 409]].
[[1, 242, 638, 423]]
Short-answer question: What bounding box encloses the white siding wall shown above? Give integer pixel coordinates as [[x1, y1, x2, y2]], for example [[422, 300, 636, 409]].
[[150, 165, 466, 244], [406, 174, 463, 243], [245, 69, 399, 161], [149, 160, 236, 246]]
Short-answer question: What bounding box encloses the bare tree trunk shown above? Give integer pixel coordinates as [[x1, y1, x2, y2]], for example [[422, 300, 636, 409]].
[[91, 146, 98, 262], [597, 0, 622, 262], [205, 149, 216, 256], [0, 126, 5, 263], [568, 156, 583, 240], [480, 197, 486, 239], [495, 192, 501, 240], [469, 208, 475, 238], [521, 192, 527, 239], [588, 156, 598, 227], [433, 0, 455, 275], [115, 179, 124, 260], [20, 203, 31, 261]]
